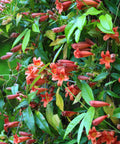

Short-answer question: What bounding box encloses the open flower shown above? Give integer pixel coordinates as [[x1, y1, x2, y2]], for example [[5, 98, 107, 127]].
[[88, 127, 101, 143], [55, 0, 63, 14], [103, 27, 119, 43], [99, 51, 115, 69], [13, 134, 31, 144], [41, 92, 54, 107]]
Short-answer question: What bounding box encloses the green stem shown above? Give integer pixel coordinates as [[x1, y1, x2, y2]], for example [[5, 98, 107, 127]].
[[104, 120, 120, 133]]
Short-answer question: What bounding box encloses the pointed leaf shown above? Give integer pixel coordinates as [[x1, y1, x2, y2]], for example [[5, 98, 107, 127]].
[[73, 92, 82, 104], [23, 106, 35, 134], [64, 113, 85, 139], [45, 30, 56, 41], [32, 23, 40, 33], [12, 28, 28, 48], [16, 13, 22, 26], [113, 108, 120, 118], [11, 84, 19, 95], [22, 29, 31, 53], [35, 111, 52, 135], [107, 90, 120, 98], [85, 7, 103, 15], [93, 72, 109, 81], [56, 88, 64, 111], [50, 38, 66, 46], [83, 107, 95, 135], [81, 81, 94, 105], [103, 96, 119, 125], [75, 29, 81, 43], [77, 119, 85, 144]]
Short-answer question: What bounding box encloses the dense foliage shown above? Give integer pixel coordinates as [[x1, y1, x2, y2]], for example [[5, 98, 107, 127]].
[[0, 0, 120, 143]]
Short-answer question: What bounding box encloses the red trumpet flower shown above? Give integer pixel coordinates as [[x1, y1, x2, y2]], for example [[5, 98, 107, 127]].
[[76, 0, 100, 10], [0, 142, 8, 144], [26, 139, 36, 144], [52, 25, 66, 33], [74, 48, 94, 58], [71, 38, 94, 50], [92, 115, 108, 126], [11, 44, 22, 52], [31, 13, 46, 18], [4, 120, 20, 132], [13, 134, 31, 144], [1, 52, 13, 60], [19, 131, 32, 136], [89, 101, 110, 107], [39, 15, 49, 22], [62, 111, 77, 117], [78, 75, 90, 80], [7, 94, 20, 99]]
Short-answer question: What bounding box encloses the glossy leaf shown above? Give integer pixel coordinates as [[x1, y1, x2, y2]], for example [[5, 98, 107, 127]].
[[99, 14, 113, 31], [93, 72, 109, 81], [32, 23, 40, 33], [64, 113, 85, 139], [107, 90, 120, 98], [16, 13, 22, 26], [23, 106, 35, 134], [85, 7, 103, 15], [83, 107, 95, 135], [11, 84, 19, 95], [35, 111, 52, 135], [12, 28, 28, 48], [77, 119, 85, 144], [56, 88, 64, 111], [27, 91, 37, 103], [22, 29, 31, 53], [113, 108, 120, 118], [50, 38, 66, 46], [81, 81, 94, 105], [73, 92, 82, 105], [103, 96, 119, 125], [45, 30, 56, 41], [75, 29, 81, 43]]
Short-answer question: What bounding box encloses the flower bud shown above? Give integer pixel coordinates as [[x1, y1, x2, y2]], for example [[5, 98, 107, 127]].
[[89, 101, 110, 107], [78, 75, 90, 80], [92, 115, 108, 126], [7, 94, 20, 99], [62, 111, 77, 117], [11, 44, 22, 52]]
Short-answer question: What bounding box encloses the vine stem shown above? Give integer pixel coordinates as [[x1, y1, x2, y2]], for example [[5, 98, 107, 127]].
[[113, 2, 120, 24], [104, 120, 120, 133]]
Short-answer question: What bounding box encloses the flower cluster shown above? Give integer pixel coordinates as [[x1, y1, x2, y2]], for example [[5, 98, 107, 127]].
[[88, 127, 120, 144]]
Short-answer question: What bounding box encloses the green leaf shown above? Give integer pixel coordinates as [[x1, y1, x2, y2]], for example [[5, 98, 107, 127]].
[[113, 108, 120, 118], [50, 38, 66, 46], [83, 107, 95, 135], [46, 103, 63, 132], [113, 64, 120, 71], [93, 72, 109, 81], [97, 23, 114, 34], [73, 92, 82, 105], [65, 16, 86, 43], [85, 7, 103, 15], [56, 88, 64, 111], [22, 29, 31, 53], [27, 91, 37, 103], [75, 29, 81, 43], [23, 107, 35, 134], [77, 15, 86, 31], [12, 28, 28, 48], [81, 81, 94, 105], [15, 100, 29, 110], [103, 96, 119, 125], [106, 90, 120, 98], [77, 119, 85, 144], [99, 14, 113, 31], [105, 80, 117, 87], [32, 23, 40, 33], [0, 99, 5, 113], [35, 111, 52, 135], [16, 13, 22, 26], [45, 30, 56, 41], [111, 73, 120, 79], [52, 45, 63, 63], [11, 84, 19, 95], [64, 113, 85, 139]]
